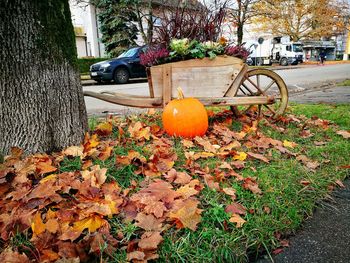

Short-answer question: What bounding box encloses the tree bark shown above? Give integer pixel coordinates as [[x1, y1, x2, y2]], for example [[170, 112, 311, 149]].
[[237, 23, 244, 45], [0, 0, 88, 155]]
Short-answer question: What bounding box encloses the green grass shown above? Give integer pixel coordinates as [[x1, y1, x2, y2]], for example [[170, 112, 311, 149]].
[[63, 104, 350, 262], [337, 79, 350, 86]]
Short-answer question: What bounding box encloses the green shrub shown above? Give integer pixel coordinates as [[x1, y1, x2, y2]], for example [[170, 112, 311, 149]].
[[77, 57, 107, 74]]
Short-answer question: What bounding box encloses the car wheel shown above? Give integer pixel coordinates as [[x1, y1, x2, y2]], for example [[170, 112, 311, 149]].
[[280, 58, 288, 66], [114, 68, 129, 84], [256, 58, 263, 66]]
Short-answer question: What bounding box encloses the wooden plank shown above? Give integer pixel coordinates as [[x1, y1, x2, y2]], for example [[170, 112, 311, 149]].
[[162, 66, 172, 107], [224, 64, 248, 97], [198, 96, 275, 106], [150, 58, 244, 98], [146, 67, 154, 98], [84, 91, 162, 108]]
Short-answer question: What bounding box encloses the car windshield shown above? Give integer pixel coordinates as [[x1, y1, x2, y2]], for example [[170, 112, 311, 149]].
[[118, 48, 139, 58], [293, 45, 303, 52]]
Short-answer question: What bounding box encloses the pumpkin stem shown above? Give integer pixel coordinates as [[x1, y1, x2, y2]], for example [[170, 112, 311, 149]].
[[177, 87, 185, 99]]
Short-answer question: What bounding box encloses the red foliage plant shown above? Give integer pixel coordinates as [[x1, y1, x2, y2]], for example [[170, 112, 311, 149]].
[[140, 47, 169, 67], [225, 45, 250, 60], [153, 1, 228, 47]]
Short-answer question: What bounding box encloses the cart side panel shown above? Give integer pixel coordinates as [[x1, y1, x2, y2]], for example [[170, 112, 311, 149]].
[[150, 57, 244, 99]]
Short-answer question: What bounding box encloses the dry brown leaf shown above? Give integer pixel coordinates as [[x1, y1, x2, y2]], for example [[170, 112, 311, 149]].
[[336, 130, 350, 139], [45, 218, 59, 234], [229, 213, 246, 228], [225, 203, 247, 215], [169, 199, 202, 231], [176, 184, 198, 199], [135, 213, 163, 231], [0, 248, 30, 263], [182, 139, 194, 148], [243, 177, 262, 194], [174, 172, 192, 185], [247, 152, 269, 163], [127, 251, 145, 261], [222, 188, 236, 200], [194, 137, 217, 153], [63, 146, 84, 157], [138, 231, 163, 250], [128, 121, 151, 141]]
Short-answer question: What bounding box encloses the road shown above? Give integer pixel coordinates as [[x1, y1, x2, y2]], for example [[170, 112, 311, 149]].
[[83, 63, 350, 115]]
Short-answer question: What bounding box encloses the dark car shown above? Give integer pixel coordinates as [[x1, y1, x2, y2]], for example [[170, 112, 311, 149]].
[[90, 46, 147, 84]]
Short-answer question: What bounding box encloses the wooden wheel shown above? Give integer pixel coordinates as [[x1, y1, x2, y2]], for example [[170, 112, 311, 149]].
[[231, 69, 288, 118]]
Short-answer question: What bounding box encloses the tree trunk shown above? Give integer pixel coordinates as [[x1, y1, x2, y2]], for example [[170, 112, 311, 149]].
[[0, 0, 88, 155], [237, 23, 244, 45]]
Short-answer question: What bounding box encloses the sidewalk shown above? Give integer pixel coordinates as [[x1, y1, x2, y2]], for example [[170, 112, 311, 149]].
[[257, 179, 350, 263]]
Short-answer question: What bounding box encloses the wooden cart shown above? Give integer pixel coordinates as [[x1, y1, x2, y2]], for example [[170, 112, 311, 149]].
[[84, 56, 288, 117]]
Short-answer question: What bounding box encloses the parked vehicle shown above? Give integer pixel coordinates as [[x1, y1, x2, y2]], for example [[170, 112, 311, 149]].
[[90, 46, 147, 84], [246, 36, 304, 66]]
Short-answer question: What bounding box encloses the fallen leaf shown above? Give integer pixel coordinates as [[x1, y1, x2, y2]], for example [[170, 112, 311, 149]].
[[169, 199, 202, 231], [242, 177, 262, 194], [247, 152, 269, 163], [272, 248, 284, 255], [127, 251, 145, 261], [174, 171, 192, 185], [222, 188, 236, 200], [194, 137, 217, 153], [64, 146, 84, 157], [233, 152, 247, 161], [0, 248, 30, 263], [73, 215, 106, 233], [31, 212, 46, 235], [283, 140, 298, 148], [45, 218, 59, 234], [135, 213, 163, 231], [336, 130, 350, 139], [229, 213, 246, 228], [176, 184, 198, 199], [128, 121, 151, 141], [182, 139, 194, 148], [138, 231, 163, 250], [225, 203, 247, 215], [95, 122, 113, 136]]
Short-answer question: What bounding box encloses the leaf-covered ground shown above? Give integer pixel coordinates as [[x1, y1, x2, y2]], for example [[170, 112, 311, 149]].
[[0, 104, 349, 263]]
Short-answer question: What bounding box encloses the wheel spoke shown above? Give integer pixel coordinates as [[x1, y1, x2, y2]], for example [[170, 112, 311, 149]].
[[242, 83, 254, 95], [239, 87, 248, 95], [263, 80, 275, 94], [246, 76, 266, 95], [263, 104, 276, 114]]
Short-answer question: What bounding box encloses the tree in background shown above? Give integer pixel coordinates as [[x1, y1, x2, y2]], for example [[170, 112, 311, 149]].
[[253, 0, 349, 41], [0, 0, 88, 154], [225, 0, 259, 45], [91, 0, 139, 57]]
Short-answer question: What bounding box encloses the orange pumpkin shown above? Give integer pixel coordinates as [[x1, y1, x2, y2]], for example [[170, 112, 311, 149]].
[[162, 88, 208, 138]]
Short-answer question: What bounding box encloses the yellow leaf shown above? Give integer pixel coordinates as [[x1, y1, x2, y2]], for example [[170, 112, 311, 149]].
[[283, 140, 298, 148], [73, 215, 105, 233], [229, 213, 246, 228], [95, 122, 113, 136], [31, 213, 46, 235], [45, 219, 59, 234], [39, 174, 57, 184], [233, 152, 247, 161]]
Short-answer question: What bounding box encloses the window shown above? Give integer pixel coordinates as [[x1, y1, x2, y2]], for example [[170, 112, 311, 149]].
[[152, 16, 162, 27]]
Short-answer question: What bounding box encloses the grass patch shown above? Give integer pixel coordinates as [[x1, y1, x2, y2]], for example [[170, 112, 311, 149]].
[[98, 103, 348, 262], [337, 79, 350, 86]]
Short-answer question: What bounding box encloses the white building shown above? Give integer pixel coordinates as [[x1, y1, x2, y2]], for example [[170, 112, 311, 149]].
[[69, 0, 105, 57]]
